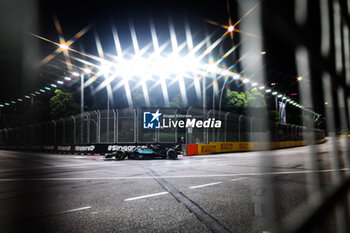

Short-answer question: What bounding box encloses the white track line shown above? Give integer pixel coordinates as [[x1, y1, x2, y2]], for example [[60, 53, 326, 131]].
[[125, 192, 169, 201], [1, 168, 350, 182], [231, 177, 247, 182], [57, 206, 91, 214], [0, 162, 121, 173], [189, 182, 223, 189]]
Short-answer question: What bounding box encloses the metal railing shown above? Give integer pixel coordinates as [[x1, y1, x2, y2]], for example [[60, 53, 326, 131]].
[[0, 108, 324, 147]]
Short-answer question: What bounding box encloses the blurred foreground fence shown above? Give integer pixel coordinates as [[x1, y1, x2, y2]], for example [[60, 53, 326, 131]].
[[0, 108, 324, 148]]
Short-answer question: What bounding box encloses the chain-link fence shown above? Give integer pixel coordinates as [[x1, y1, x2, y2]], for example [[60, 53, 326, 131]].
[[0, 108, 324, 147]]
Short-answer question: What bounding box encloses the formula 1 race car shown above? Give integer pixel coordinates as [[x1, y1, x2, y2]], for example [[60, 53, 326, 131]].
[[105, 144, 179, 160]]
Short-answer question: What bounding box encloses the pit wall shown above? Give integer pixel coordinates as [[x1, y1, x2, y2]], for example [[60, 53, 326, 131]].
[[187, 139, 327, 156]]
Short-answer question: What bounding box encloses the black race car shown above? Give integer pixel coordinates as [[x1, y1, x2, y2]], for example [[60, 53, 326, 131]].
[[105, 144, 179, 160]]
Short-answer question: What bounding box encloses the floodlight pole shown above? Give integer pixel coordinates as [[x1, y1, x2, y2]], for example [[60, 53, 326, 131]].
[[219, 76, 229, 113], [218, 76, 229, 141], [202, 75, 206, 142], [107, 92, 110, 142], [81, 73, 84, 115], [80, 73, 84, 143]]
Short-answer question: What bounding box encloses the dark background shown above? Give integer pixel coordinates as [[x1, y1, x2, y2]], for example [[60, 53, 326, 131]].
[[0, 0, 325, 125]]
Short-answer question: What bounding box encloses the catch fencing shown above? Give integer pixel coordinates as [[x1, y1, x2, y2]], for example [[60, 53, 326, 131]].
[[0, 108, 324, 148]]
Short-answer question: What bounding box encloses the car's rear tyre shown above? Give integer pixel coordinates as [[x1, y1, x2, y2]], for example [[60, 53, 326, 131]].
[[166, 149, 177, 160], [114, 150, 126, 160]]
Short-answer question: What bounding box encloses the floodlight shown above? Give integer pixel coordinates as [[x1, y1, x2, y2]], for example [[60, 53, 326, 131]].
[[227, 25, 234, 32], [17, 99, 22, 102], [265, 89, 271, 93], [272, 92, 277, 95], [72, 72, 79, 77], [232, 73, 240, 80], [25, 96, 30, 99], [45, 87, 51, 91], [51, 84, 57, 88], [251, 82, 258, 87], [57, 81, 64, 84], [207, 63, 217, 73], [113, 60, 132, 79], [243, 78, 250, 84], [259, 86, 265, 90], [99, 62, 111, 76], [59, 43, 69, 50], [5, 103, 9, 106], [64, 77, 72, 81], [220, 69, 229, 76], [277, 94, 282, 98], [83, 68, 92, 74]]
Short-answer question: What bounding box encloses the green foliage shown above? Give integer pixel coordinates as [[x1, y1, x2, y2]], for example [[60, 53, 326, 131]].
[[132, 88, 147, 107], [49, 89, 79, 118], [225, 90, 247, 111], [245, 88, 266, 108], [225, 88, 268, 116], [269, 110, 280, 122], [169, 95, 186, 108]]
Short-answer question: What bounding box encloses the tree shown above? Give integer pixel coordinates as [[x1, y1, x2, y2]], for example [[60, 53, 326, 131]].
[[49, 89, 79, 118], [245, 88, 266, 108], [225, 89, 247, 114], [169, 95, 186, 108], [225, 88, 269, 116], [269, 110, 280, 122]]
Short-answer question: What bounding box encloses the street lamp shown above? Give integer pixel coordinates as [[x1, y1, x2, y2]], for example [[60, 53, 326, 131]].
[[79, 68, 92, 115], [227, 25, 235, 33], [218, 69, 232, 113], [59, 43, 69, 51], [78, 68, 92, 143]]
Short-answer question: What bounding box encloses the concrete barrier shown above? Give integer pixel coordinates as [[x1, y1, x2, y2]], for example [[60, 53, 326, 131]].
[[186, 139, 326, 156]]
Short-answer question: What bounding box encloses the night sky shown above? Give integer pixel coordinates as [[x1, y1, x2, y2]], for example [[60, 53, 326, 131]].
[[0, 0, 320, 116]]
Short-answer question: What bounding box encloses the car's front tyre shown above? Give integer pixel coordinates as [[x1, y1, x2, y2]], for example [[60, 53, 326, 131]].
[[166, 149, 177, 160], [114, 150, 126, 160]]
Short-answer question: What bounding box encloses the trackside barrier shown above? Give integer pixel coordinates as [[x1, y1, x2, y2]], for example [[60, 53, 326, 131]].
[[187, 139, 327, 156]]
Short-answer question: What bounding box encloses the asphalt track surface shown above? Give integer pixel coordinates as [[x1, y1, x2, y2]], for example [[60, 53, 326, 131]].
[[0, 139, 347, 233]]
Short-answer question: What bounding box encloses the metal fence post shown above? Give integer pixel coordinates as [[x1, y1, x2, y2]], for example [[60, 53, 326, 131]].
[[113, 110, 116, 143], [116, 109, 119, 143], [207, 109, 212, 143], [186, 107, 192, 144], [51, 120, 56, 145], [250, 117, 255, 142], [238, 115, 243, 142], [86, 112, 90, 144], [107, 109, 110, 143], [134, 109, 137, 143], [4, 129, 7, 146], [174, 109, 178, 143], [97, 110, 101, 143], [71, 116, 76, 145], [224, 112, 229, 142]]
